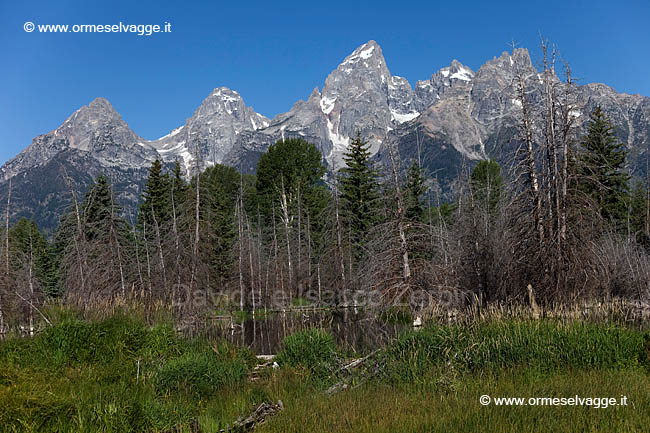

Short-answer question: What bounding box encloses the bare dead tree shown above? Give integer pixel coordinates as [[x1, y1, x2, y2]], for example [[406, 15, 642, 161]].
[[109, 182, 126, 298], [60, 166, 87, 298], [386, 140, 411, 283], [279, 176, 293, 297]]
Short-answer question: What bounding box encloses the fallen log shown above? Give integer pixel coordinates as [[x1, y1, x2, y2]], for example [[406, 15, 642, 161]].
[[218, 400, 284, 432]]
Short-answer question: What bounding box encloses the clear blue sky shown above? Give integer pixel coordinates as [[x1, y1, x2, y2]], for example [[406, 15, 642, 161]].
[[1, 0, 649, 165]]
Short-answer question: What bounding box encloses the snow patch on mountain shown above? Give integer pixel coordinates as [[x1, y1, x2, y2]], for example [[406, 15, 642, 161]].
[[450, 66, 473, 81], [320, 96, 337, 115], [391, 109, 420, 124]]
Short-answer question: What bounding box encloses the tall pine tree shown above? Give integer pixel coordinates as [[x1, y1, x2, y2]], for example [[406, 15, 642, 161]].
[[340, 133, 380, 249], [405, 162, 426, 222], [578, 106, 629, 229], [138, 159, 171, 230]]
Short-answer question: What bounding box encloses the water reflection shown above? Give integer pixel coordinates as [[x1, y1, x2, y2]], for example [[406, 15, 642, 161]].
[[182, 309, 408, 355]]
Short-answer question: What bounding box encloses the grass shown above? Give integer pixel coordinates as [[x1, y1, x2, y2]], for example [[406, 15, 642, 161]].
[[255, 368, 650, 433], [275, 328, 340, 380], [1, 313, 649, 432], [0, 313, 255, 432]]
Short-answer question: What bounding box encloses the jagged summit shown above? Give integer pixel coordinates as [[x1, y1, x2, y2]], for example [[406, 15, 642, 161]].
[[2, 42, 649, 233], [149, 86, 270, 170]]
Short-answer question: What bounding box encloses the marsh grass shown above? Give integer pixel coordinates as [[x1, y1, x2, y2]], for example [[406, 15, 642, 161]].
[[1, 311, 649, 432], [275, 328, 340, 381], [0, 313, 255, 433], [382, 320, 649, 383]]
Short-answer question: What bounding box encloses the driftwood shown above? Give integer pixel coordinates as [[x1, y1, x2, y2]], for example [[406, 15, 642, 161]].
[[249, 355, 278, 382], [219, 401, 284, 433], [326, 349, 382, 395]]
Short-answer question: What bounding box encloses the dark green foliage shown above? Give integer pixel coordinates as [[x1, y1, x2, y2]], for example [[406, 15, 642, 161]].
[[170, 159, 188, 208], [339, 133, 380, 248], [82, 175, 120, 241], [256, 138, 327, 221], [428, 202, 456, 227], [470, 159, 503, 215], [405, 162, 426, 222], [200, 164, 247, 277], [276, 329, 339, 378], [138, 159, 171, 230], [8, 218, 57, 297], [578, 107, 630, 229], [255, 137, 330, 254]]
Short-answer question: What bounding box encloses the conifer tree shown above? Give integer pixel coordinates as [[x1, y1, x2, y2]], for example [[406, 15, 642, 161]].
[[138, 159, 171, 229], [578, 106, 629, 228], [405, 162, 426, 222], [339, 133, 379, 249], [83, 175, 123, 241], [9, 218, 56, 299]]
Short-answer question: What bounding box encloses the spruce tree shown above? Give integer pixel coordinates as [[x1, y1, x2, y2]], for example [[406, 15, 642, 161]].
[[9, 219, 57, 298], [340, 133, 379, 247], [83, 175, 115, 241], [578, 106, 629, 228], [405, 162, 426, 222], [138, 159, 171, 230]]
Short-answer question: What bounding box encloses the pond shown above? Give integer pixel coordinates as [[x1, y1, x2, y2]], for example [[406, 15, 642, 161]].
[[181, 308, 411, 355]]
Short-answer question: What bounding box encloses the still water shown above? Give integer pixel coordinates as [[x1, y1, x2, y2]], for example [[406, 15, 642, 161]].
[[181, 309, 409, 355]]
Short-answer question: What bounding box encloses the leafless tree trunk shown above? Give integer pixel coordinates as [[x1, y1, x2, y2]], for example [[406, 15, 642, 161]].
[[142, 218, 153, 295], [151, 203, 168, 293], [27, 227, 34, 336], [109, 184, 126, 298], [279, 177, 293, 297], [246, 214, 256, 312], [170, 178, 181, 298], [5, 178, 10, 277], [297, 186, 302, 283], [132, 222, 145, 295], [237, 201, 244, 311], [190, 141, 202, 294], [61, 166, 87, 298], [513, 50, 544, 244], [0, 178, 9, 334], [387, 141, 411, 282]]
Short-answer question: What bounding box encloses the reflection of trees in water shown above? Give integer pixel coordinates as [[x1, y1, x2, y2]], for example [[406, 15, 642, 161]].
[[187, 310, 406, 355]]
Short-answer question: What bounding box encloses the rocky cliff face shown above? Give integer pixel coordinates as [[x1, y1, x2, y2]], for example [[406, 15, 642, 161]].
[[1, 41, 648, 232]]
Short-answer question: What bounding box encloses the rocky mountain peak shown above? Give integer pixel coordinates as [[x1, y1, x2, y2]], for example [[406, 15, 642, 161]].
[[150, 86, 270, 170], [337, 40, 385, 71]]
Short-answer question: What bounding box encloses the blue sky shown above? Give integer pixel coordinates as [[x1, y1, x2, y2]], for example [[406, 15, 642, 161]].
[[1, 0, 649, 165]]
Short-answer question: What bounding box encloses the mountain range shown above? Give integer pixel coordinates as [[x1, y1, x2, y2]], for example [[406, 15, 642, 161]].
[[1, 40, 649, 232]]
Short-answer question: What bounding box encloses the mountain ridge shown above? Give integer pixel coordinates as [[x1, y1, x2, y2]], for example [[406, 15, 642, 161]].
[[1, 40, 649, 232]]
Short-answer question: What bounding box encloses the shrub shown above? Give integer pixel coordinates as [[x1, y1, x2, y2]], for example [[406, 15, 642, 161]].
[[275, 329, 339, 379]]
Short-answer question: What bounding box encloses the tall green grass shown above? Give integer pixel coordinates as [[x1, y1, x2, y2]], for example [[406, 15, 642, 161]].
[[275, 328, 340, 380], [2, 314, 649, 432], [0, 313, 254, 432], [383, 320, 649, 383]]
